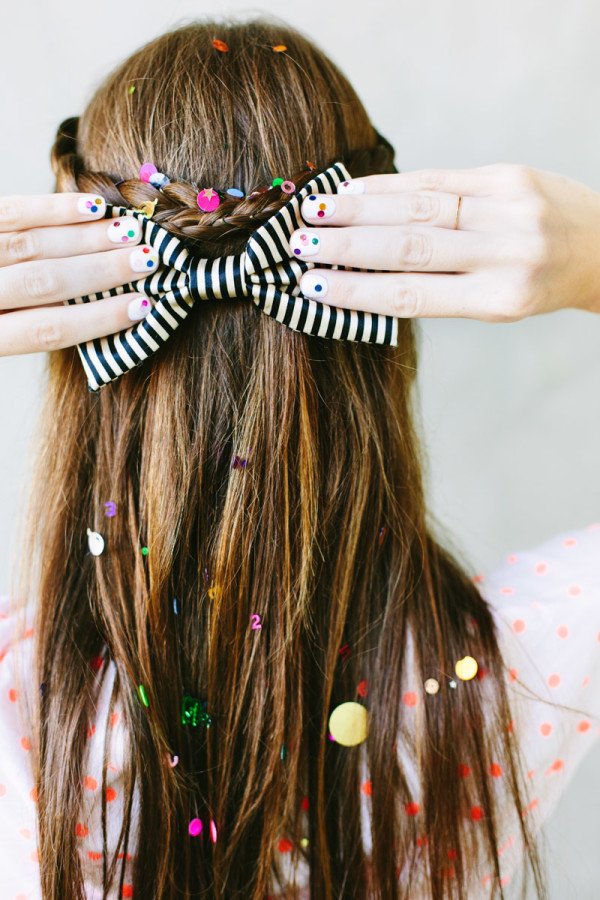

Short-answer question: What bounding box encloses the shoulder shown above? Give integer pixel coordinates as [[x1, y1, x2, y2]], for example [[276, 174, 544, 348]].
[[476, 521, 600, 619]]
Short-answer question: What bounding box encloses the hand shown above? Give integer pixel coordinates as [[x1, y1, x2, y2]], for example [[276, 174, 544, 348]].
[[0, 192, 158, 356], [293, 164, 600, 320]]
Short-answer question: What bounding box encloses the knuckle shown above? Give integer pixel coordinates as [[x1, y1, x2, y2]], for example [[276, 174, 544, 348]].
[[7, 231, 37, 263], [391, 282, 424, 318], [398, 232, 432, 268], [418, 170, 444, 190], [33, 319, 66, 351], [0, 198, 21, 229], [505, 164, 538, 193], [23, 262, 58, 301], [408, 194, 439, 221]]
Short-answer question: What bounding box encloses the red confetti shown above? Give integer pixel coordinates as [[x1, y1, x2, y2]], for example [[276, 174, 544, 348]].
[[212, 39, 229, 52], [357, 680, 369, 697], [470, 805, 484, 820], [405, 801, 420, 816], [362, 781, 372, 796], [278, 838, 292, 853], [301, 796, 309, 811], [457, 764, 471, 778]]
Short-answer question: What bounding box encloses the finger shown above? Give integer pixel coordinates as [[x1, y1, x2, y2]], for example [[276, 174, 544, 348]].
[[0, 192, 108, 232], [289, 224, 504, 273], [301, 191, 470, 230], [298, 269, 500, 321], [0, 244, 160, 310], [334, 163, 515, 197], [0, 292, 152, 356], [0, 215, 143, 268]]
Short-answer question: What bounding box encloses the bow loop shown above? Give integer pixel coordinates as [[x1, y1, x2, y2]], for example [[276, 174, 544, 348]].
[[65, 161, 398, 392]]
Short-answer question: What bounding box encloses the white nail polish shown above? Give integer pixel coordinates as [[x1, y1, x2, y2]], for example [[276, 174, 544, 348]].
[[77, 195, 106, 215], [107, 217, 141, 244], [302, 195, 336, 219], [128, 296, 151, 321], [300, 272, 329, 299], [337, 179, 365, 195], [130, 246, 158, 272], [289, 230, 320, 257]]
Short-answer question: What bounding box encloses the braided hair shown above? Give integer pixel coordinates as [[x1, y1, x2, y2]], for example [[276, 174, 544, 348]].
[[51, 115, 398, 258]]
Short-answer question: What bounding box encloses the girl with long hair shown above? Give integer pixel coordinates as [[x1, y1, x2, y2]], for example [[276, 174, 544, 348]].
[[1, 15, 599, 900]]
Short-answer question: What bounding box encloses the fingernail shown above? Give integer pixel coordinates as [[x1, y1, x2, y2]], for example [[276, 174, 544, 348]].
[[107, 216, 141, 244], [301, 194, 336, 220], [129, 246, 158, 272], [289, 230, 320, 257], [77, 195, 106, 215], [127, 296, 151, 321], [337, 179, 365, 195], [300, 272, 329, 299]]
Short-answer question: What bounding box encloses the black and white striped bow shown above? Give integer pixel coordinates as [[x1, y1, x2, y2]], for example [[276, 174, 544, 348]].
[[66, 161, 399, 392]]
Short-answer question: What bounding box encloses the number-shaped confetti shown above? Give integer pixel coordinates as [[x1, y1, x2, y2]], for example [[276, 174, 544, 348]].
[[250, 614, 262, 630]]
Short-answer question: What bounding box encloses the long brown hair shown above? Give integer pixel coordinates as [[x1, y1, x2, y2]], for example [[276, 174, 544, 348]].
[[11, 16, 548, 899]]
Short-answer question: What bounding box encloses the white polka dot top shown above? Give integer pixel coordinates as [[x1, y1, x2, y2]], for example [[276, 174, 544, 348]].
[[0, 522, 598, 899]]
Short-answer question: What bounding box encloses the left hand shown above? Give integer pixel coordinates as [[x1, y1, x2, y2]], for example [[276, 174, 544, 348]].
[[291, 163, 600, 321]]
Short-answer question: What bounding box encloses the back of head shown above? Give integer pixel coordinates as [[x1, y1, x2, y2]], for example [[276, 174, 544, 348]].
[[12, 16, 545, 900]]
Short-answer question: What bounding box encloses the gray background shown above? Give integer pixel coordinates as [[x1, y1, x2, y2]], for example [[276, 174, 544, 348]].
[[1, 1, 599, 896]]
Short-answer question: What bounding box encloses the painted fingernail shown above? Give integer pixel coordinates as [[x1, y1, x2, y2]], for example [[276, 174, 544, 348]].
[[77, 195, 106, 215], [289, 230, 320, 257], [128, 296, 151, 321], [337, 180, 365, 195], [300, 272, 329, 299], [302, 194, 336, 219], [108, 216, 141, 244], [130, 246, 158, 272]]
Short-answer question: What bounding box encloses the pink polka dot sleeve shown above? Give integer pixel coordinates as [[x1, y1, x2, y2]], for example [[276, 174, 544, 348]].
[[473, 522, 600, 890]]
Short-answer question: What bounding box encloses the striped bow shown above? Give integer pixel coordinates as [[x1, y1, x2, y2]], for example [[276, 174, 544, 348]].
[[66, 161, 399, 392]]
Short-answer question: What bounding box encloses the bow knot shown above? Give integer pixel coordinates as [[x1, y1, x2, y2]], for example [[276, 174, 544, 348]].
[[66, 161, 399, 392]]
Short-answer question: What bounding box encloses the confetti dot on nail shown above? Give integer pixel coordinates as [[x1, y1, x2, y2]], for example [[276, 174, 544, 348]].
[[143, 247, 150, 254], [189, 818, 203, 836], [314, 284, 323, 292], [312, 238, 318, 245], [91, 205, 98, 213], [309, 195, 316, 200], [114, 222, 120, 227], [86, 201, 92, 208], [127, 230, 135, 237], [294, 249, 301, 255]]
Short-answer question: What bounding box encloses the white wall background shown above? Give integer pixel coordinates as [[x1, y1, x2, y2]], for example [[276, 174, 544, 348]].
[[1, 1, 599, 896]]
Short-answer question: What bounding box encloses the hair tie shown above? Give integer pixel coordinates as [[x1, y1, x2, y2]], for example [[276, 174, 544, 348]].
[[64, 162, 399, 392]]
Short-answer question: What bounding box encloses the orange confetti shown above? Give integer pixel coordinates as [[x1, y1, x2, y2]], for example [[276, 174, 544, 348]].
[[212, 39, 229, 52], [306, 160, 317, 170], [273, 44, 287, 52]]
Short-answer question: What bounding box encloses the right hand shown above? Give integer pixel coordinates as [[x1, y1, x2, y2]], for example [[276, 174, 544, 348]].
[[0, 192, 159, 356], [294, 163, 600, 320]]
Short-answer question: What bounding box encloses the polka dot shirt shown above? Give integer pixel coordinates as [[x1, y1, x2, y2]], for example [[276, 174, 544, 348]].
[[1, 522, 599, 898]]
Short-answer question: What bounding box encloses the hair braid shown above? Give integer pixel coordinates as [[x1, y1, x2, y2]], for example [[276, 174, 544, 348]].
[[51, 115, 397, 256]]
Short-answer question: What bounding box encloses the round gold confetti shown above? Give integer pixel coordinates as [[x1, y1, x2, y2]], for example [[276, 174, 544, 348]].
[[424, 678, 440, 695], [328, 701, 368, 747], [455, 656, 478, 681]]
